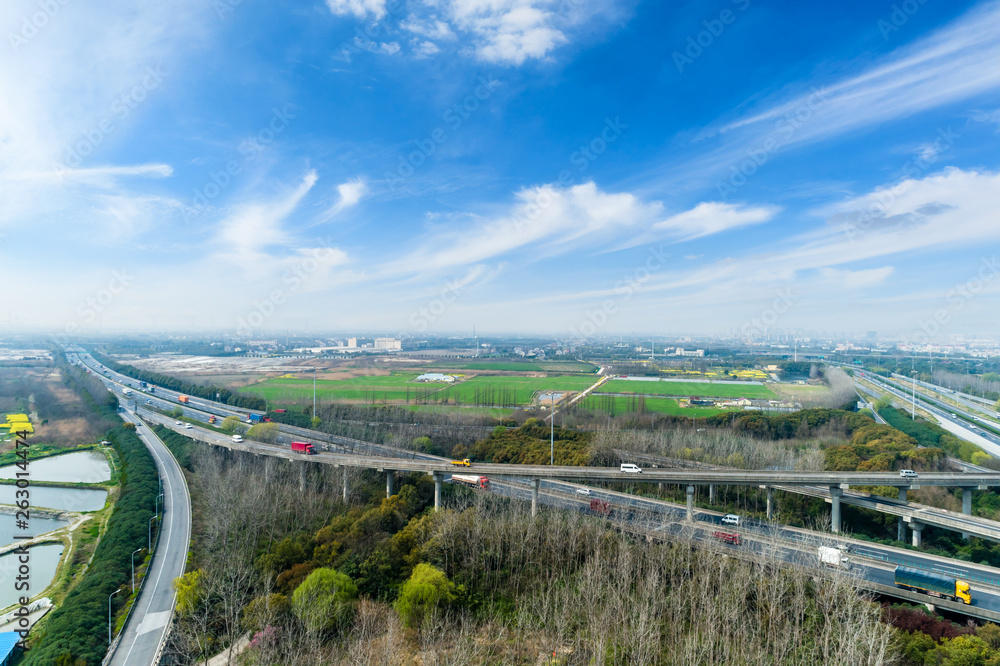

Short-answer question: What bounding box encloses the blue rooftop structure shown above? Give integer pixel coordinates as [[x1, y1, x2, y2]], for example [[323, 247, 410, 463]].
[[0, 632, 20, 665]]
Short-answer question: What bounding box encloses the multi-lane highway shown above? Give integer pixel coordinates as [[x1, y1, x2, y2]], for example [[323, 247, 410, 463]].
[[70, 347, 1000, 620], [65, 350, 191, 666]]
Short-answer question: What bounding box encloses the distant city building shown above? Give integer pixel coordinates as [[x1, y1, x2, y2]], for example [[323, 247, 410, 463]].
[[246, 340, 276, 347], [674, 348, 705, 357], [347, 337, 357, 348], [374, 337, 401, 351]]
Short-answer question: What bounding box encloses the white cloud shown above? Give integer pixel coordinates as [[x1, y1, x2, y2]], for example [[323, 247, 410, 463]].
[[401, 15, 457, 41], [652, 201, 778, 241], [413, 40, 442, 57], [318, 178, 368, 221], [326, 0, 388, 20], [447, 0, 568, 64], [817, 266, 895, 289], [213, 170, 319, 270]]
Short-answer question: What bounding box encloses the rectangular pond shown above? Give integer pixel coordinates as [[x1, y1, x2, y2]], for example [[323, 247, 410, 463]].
[[0, 450, 111, 483]]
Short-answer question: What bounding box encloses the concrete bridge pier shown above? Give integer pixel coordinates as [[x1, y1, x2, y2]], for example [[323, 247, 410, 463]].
[[766, 486, 774, 521], [962, 488, 974, 540], [342, 467, 349, 503], [531, 479, 540, 518], [709, 484, 715, 504], [910, 521, 925, 548], [898, 487, 908, 542], [686, 485, 695, 522], [386, 470, 394, 498], [299, 461, 307, 493], [433, 472, 443, 512], [830, 486, 843, 534]]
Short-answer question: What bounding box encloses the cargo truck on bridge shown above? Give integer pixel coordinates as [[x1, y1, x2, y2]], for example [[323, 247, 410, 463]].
[[818, 546, 851, 569], [894, 566, 971, 604], [451, 474, 489, 490], [178, 395, 189, 404], [290, 441, 316, 455]]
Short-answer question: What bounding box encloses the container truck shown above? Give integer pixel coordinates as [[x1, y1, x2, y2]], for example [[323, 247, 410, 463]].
[[122, 388, 133, 396], [711, 531, 741, 545], [249, 414, 263, 423], [178, 395, 190, 404], [451, 474, 490, 490], [818, 546, 851, 569], [290, 441, 316, 455], [894, 566, 971, 604]]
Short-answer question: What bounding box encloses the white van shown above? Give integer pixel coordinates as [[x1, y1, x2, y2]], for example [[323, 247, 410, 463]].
[[619, 463, 642, 474], [899, 469, 919, 478], [232, 434, 244, 443], [721, 514, 741, 526]]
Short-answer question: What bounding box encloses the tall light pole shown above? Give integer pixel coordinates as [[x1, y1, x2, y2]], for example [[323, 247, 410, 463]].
[[313, 367, 317, 418], [911, 372, 917, 420], [131, 548, 142, 592], [550, 392, 555, 466], [109, 588, 122, 646], [149, 516, 156, 551]]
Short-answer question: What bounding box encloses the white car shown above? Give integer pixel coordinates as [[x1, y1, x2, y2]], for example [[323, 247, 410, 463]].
[[175, 421, 182, 425], [232, 434, 244, 443], [183, 423, 192, 429], [721, 514, 741, 526], [899, 469, 919, 478], [620, 463, 642, 474], [575, 488, 591, 496]]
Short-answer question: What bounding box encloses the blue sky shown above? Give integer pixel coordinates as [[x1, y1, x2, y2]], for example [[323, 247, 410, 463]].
[[3, 0, 1000, 340]]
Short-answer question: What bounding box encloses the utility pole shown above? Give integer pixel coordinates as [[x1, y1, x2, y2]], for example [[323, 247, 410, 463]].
[[313, 367, 317, 417], [911, 372, 917, 420], [550, 392, 555, 466]]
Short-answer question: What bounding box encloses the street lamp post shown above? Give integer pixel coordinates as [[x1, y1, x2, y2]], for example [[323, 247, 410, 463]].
[[109, 588, 122, 646], [550, 392, 554, 466], [149, 516, 156, 551], [313, 367, 317, 418], [911, 372, 917, 420], [131, 548, 143, 592]]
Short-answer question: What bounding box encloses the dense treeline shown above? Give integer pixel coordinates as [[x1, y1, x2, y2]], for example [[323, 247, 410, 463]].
[[465, 419, 591, 465], [879, 406, 990, 465], [824, 423, 944, 472], [703, 407, 874, 439], [93, 352, 266, 410], [23, 425, 158, 665]]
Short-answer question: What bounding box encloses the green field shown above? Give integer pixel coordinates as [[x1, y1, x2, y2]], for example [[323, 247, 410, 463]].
[[579, 395, 730, 417], [241, 373, 599, 407], [437, 375, 598, 406], [601, 379, 775, 399]]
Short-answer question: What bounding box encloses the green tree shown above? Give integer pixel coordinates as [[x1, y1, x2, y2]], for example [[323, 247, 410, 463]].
[[221, 415, 241, 432], [875, 395, 893, 411], [993, 398, 1000, 413], [247, 422, 279, 442], [170, 406, 184, 418], [394, 562, 458, 628], [291, 567, 358, 633], [174, 569, 203, 616]]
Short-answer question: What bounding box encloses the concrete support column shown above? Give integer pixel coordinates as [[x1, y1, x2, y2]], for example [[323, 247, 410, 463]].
[[911, 521, 924, 548], [709, 484, 715, 504], [386, 470, 394, 498], [531, 479, 540, 518], [830, 486, 843, 534], [686, 485, 695, 522], [342, 467, 349, 503], [299, 461, 307, 493], [962, 488, 974, 540], [766, 486, 774, 521], [898, 487, 908, 542], [433, 473, 442, 512], [262, 457, 270, 484]]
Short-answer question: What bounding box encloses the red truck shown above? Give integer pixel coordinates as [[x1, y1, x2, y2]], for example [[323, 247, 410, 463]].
[[590, 499, 613, 516], [290, 441, 316, 455], [451, 474, 490, 490], [178, 395, 190, 404], [711, 531, 742, 545]]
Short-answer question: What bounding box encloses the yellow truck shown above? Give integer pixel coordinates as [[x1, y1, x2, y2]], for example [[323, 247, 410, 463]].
[[450, 459, 472, 467]]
